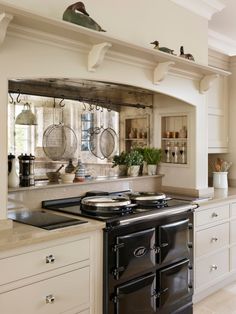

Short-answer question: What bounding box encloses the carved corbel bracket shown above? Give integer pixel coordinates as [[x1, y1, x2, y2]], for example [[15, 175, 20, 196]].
[[153, 61, 175, 84], [88, 42, 112, 72], [0, 13, 13, 47], [200, 74, 219, 93]]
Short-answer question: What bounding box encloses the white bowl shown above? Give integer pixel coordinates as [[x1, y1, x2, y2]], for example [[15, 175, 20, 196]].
[[61, 173, 75, 183]]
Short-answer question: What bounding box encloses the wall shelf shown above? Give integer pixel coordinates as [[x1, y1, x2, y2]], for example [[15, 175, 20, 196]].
[[0, 1, 231, 91]]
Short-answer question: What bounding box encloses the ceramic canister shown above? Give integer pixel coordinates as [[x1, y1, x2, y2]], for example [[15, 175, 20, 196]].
[[213, 172, 228, 189]]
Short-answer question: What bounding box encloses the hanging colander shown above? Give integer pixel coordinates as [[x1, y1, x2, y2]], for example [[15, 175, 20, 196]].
[[43, 99, 77, 161]]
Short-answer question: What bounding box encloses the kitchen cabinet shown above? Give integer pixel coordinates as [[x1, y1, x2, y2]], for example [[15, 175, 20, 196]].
[[193, 201, 234, 303], [0, 230, 103, 314], [124, 115, 149, 151], [208, 50, 229, 153]]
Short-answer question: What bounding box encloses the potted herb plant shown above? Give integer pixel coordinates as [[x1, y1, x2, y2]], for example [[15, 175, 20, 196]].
[[143, 147, 162, 175], [125, 149, 144, 177], [112, 151, 128, 176]]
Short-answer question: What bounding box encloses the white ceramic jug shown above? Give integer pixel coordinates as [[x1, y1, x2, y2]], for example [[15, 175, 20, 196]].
[[213, 172, 228, 189]]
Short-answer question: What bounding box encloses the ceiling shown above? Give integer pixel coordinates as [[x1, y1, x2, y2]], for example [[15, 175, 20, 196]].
[[209, 0, 236, 55]]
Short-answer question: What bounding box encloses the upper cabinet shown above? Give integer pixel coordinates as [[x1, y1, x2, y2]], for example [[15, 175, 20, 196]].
[[208, 50, 230, 153]]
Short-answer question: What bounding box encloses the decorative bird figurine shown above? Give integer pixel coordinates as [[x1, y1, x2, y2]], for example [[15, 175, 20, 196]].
[[63, 2, 106, 32], [179, 46, 195, 61], [150, 41, 176, 55]]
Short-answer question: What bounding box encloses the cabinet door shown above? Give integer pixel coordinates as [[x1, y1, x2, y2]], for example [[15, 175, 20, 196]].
[[208, 75, 228, 153], [0, 266, 90, 314]]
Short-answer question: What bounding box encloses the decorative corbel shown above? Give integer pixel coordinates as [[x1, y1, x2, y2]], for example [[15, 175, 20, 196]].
[[200, 74, 219, 93], [153, 61, 175, 84], [0, 13, 13, 47], [88, 42, 112, 72]]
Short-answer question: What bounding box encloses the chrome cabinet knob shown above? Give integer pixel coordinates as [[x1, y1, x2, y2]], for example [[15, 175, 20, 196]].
[[46, 254, 55, 264], [46, 294, 55, 304], [211, 212, 218, 218], [211, 237, 218, 242], [211, 264, 218, 271]]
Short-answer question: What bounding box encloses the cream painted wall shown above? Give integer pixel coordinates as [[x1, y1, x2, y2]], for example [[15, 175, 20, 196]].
[[0, 1, 211, 224], [3, 0, 208, 63], [228, 56, 236, 185]]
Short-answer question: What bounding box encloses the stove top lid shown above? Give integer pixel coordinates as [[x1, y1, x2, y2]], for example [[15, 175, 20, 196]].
[[128, 192, 167, 201], [81, 195, 131, 208]]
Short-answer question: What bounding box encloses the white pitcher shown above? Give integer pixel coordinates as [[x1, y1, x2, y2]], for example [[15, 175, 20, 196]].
[[213, 172, 228, 189]]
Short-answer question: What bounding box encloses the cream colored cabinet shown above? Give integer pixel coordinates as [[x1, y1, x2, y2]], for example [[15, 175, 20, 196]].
[[0, 231, 103, 314], [194, 203, 230, 302], [208, 49, 229, 153]]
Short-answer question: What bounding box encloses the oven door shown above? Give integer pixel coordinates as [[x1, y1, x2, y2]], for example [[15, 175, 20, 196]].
[[157, 259, 191, 312], [113, 228, 156, 280], [114, 272, 156, 314], [158, 219, 190, 265]]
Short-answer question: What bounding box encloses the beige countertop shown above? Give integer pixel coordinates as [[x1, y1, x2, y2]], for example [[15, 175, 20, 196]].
[[0, 211, 105, 252], [3, 187, 236, 252]]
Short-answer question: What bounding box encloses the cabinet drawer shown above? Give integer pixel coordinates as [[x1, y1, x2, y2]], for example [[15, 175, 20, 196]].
[[230, 246, 236, 271], [0, 238, 90, 286], [195, 204, 229, 227], [230, 202, 236, 218], [0, 266, 90, 314], [195, 249, 229, 288], [196, 223, 229, 257], [230, 220, 236, 244]]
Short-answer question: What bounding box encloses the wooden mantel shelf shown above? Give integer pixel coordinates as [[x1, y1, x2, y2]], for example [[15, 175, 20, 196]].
[[0, 1, 231, 92]]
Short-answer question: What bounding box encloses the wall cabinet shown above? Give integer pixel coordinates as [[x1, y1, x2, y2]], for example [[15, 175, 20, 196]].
[[124, 115, 149, 151], [208, 50, 229, 153], [0, 231, 102, 314]]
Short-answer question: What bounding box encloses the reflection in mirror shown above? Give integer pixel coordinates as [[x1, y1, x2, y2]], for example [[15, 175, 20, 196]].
[[8, 94, 119, 180]]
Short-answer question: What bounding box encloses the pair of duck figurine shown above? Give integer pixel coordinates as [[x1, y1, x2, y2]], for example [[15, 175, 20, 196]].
[[150, 41, 195, 61]]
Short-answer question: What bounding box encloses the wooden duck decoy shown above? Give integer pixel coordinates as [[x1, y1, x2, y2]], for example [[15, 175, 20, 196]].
[[150, 41, 176, 55], [179, 46, 195, 61], [63, 2, 106, 32]]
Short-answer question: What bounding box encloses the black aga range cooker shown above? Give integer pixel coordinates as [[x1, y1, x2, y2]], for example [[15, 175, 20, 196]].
[[43, 191, 198, 314]]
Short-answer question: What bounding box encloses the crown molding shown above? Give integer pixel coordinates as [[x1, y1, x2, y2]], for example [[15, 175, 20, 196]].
[[208, 29, 236, 56], [171, 0, 225, 20]]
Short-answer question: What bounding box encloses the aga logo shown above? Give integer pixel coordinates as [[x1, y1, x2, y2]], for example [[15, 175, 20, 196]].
[[133, 246, 147, 258]]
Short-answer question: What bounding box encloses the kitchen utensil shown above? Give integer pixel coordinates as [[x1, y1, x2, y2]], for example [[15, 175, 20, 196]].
[[46, 164, 64, 182], [43, 100, 77, 161], [100, 127, 118, 159], [61, 173, 75, 183]]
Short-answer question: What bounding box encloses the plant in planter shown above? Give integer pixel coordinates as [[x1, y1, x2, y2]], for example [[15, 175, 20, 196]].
[[125, 149, 144, 177], [112, 151, 128, 176], [143, 147, 162, 175]]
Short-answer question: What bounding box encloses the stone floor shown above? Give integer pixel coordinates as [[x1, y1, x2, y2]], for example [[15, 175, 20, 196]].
[[194, 282, 236, 313]]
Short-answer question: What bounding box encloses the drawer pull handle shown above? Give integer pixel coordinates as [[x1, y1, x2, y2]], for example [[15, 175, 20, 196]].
[[211, 265, 218, 271], [46, 254, 55, 264], [46, 294, 55, 304], [211, 212, 218, 218], [211, 237, 218, 242]]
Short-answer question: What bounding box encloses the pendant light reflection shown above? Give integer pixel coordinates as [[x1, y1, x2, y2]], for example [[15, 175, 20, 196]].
[[15, 102, 37, 125]]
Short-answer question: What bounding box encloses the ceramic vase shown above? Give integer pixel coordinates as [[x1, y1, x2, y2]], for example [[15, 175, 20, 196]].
[[213, 172, 228, 189], [128, 165, 140, 177], [147, 164, 157, 175], [8, 157, 19, 188]]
